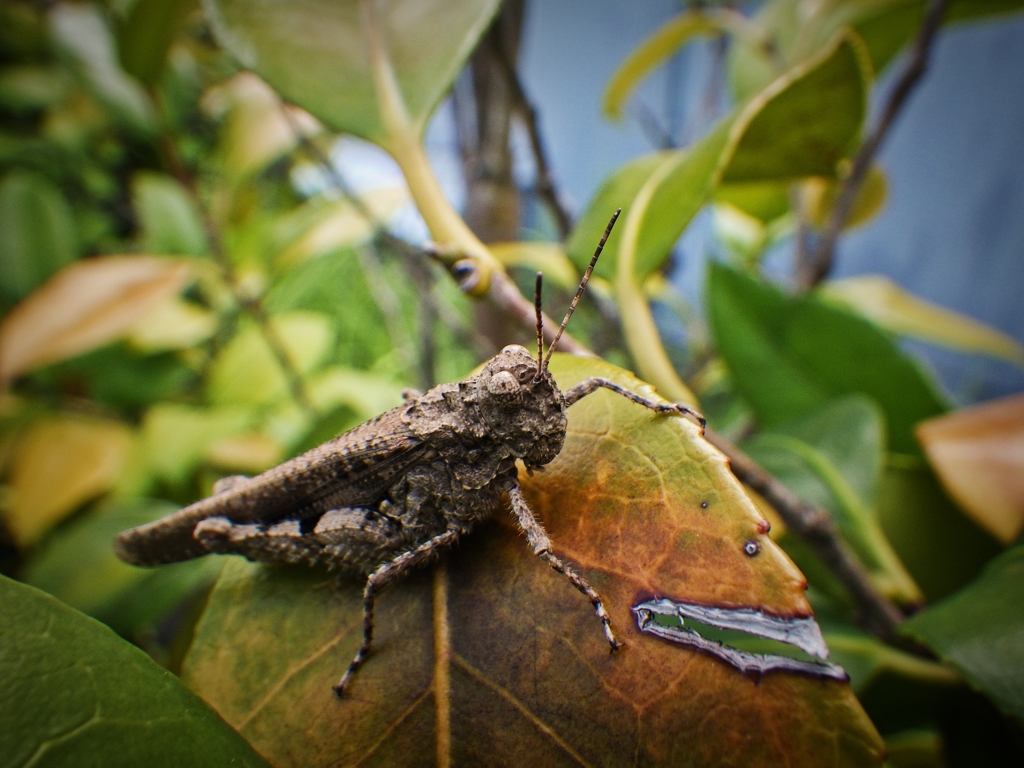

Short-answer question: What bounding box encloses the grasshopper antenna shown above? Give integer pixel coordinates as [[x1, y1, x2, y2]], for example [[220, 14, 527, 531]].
[[542, 208, 620, 371], [534, 271, 545, 379]]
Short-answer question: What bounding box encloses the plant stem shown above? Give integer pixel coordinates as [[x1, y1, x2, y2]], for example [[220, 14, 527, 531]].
[[797, 0, 951, 289], [358, 0, 592, 356], [615, 159, 699, 406]]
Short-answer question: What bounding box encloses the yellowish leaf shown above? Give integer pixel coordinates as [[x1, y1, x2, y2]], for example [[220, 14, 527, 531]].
[[126, 294, 217, 352], [141, 404, 253, 487], [5, 416, 133, 545], [804, 164, 888, 230], [207, 312, 334, 407], [0, 256, 194, 384], [603, 8, 765, 121], [203, 72, 320, 177], [821, 275, 1024, 369], [488, 241, 579, 289], [276, 187, 408, 267], [206, 433, 283, 474], [916, 394, 1024, 546]]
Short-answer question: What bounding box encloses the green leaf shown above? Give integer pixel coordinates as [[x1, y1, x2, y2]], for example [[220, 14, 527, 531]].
[[715, 180, 792, 223], [48, 3, 155, 134], [571, 29, 869, 285], [819, 621, 961, 696], [721, 29, 871, 183], [117, 0, 199, 85], [602, 9, 734, 121], [205, 0, 502, 143], [565, 150, 674, 280], [902, 545, 1024, 722], [729, 0, 1024, 100], [140, 404, 254, 487], [0, 170, 79, 305], [54, 345, 196, 409], [21, 498, 222, 639], [132, 172, 209, 256], [820, 275, 1024, 370], [877, 460, 1002, 603], [0, 575, 269, 767], [706, 263, 948, 454], [744, 397, 922, 604], [207, 311, 334, 408], [182, 355, 883, 767], [0, 65, 70, 112]]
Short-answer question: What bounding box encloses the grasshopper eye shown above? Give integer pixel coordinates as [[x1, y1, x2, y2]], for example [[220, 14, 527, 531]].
[[487, 371, 519, 396]]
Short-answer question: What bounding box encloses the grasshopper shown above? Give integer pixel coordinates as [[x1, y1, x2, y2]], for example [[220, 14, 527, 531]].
[[114, 210, 705, 696]]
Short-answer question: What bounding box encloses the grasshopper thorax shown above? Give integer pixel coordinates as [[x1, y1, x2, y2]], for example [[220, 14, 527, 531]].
[[476, 344, 567, 469]]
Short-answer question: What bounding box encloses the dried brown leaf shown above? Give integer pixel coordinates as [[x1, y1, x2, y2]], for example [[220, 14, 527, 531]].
[[916, 393, 1024, 545], [0, 256, 193, 383]]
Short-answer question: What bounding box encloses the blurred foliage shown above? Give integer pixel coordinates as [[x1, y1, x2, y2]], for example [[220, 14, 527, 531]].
[[1, 0, 1023, 766]]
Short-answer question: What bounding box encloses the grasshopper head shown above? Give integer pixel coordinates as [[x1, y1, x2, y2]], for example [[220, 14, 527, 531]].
[[476, 344, 567, 468]]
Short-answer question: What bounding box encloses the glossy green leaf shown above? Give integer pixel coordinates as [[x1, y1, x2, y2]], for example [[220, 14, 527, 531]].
[[22, 498, 222, 638], [132, 172, 209, 257], [877, 460, 1002, 602], [117, 0, 199, 85], [0, 170, 79, 305], [819, 619, 960, 697], [182, 355, 882, 767], [205, 0, 502, 143], [715, 180, 792, 223], [0, 575, 269, 767], [706, 263, 948, 454], [902, 545, 1024, 722], [744, 397, 922, 603], [721, 29, 871, 183]]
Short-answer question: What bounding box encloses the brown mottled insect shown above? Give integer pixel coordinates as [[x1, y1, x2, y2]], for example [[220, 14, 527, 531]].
[[114, 210, 704, 696]]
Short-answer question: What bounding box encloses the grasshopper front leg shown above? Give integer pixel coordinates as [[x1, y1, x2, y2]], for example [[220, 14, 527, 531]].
[[563, 377, 706, 434], [507, 482, 621, 651], [334, 529, 459, 697]]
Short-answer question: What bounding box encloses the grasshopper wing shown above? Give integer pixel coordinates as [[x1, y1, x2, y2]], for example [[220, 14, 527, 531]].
[[114, 409, 433, 566]]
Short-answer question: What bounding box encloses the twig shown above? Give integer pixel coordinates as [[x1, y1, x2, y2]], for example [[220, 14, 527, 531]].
[[705, 428, 904, 639], [204, 226, 318, 416], [630, 98, 677, 150], [490, 30, 574, 239], [797, 0, 951, 289]]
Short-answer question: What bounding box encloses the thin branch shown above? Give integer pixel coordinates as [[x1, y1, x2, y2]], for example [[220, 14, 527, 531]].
[[798, 0, 951, 289], [630, 98, 677, 150], [705, 428, 904, 639], [490, 32, 574, 239], [204, 226, 318, 417]]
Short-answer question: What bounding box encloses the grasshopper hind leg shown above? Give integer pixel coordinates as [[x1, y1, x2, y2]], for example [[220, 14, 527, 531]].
[[193, 507, 411, 570]]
